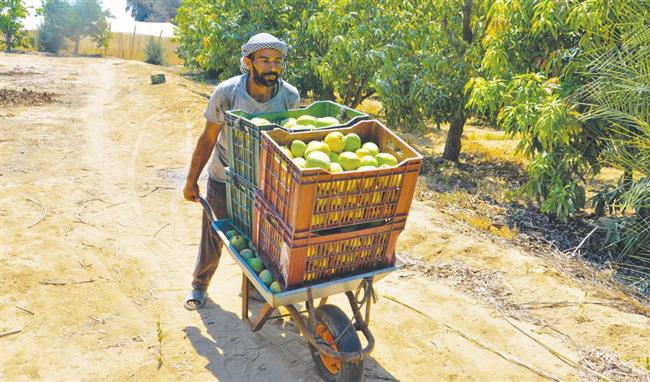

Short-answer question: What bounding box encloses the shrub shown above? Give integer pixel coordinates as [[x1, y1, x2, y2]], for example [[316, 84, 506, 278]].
[[37, 22, 66, 53], [144, 37, 164, 65]]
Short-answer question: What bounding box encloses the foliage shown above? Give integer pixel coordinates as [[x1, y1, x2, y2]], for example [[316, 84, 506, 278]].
[[466, 0, 649, 222], [464, 0, 649, 281], [37, 0, 69, 53], [374, 0, 484, 161], [174, 0, 315, 85], [0, 0, 28, 51], [174, 0, 486, 161], [144, 36, 163, 65], [582, 28, 650, 274], [174, 1, 649, 275], [305, 0, 387, 108], [65, 0, 111, 54], [126, 0, 180, 22], [37, 0, 111, 54]]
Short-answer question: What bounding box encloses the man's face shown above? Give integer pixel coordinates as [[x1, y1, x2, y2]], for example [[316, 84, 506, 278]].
[[246, 48, 284, 87]]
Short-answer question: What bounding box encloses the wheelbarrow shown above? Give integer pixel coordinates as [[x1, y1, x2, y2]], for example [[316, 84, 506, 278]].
[[199, 197, 399, 381]]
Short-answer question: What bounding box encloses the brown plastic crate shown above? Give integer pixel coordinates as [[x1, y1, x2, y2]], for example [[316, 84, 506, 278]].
[[259, 120, 422, 235], [253, 195, 406, 289]]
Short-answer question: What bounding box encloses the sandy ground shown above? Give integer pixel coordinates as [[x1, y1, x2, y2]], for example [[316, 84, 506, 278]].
[[1, 52, 649, 382]]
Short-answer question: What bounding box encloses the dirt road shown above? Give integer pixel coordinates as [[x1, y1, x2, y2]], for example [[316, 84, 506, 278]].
[[1, 53, 648, 381]]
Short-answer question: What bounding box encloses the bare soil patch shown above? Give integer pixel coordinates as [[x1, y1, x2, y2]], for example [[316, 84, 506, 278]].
[[418, 149, 649, 296]]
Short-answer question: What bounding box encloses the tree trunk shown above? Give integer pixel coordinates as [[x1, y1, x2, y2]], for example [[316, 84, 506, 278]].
[[74, 38, 80, 55], [442, 0, 473, 162], [323, 84, 335, 101], [350, 89, 375, 109], [5, 34, 14, 51], [442, 113, 467, 161], [350, 79, 376, 109]]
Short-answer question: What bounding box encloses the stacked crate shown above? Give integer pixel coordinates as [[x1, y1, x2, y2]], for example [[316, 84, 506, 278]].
[[254, 120, 423, 290], [224, 168, 255, 240], [223, 101, 369, 237]]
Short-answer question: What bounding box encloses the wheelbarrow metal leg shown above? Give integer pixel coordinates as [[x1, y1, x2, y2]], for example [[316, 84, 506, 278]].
[[345, 290, 375, 355], [364, 287, 372, 326], [242, 274, 249, 321], [241, 274, 274, 332]]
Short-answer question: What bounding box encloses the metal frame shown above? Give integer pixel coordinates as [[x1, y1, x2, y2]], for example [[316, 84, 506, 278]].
[[240, 273, 376, 363], [199, 197, 396, 364]]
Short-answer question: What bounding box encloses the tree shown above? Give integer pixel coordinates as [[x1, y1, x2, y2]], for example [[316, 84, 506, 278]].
[[37, 0, 110, 55], [174, 0, 313, 83], [467, 0, 650, 222], [579, 28, 650, 272], [0, 0, 28, 51], [464, 0, 649, 281], [305, 0, 386, 108], [65, 0, 111, 55], [126, 0, 180, 22], [37, 0, 69, 53], [371, 0, 483, 161]]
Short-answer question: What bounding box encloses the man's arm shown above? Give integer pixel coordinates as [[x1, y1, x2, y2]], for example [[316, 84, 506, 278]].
[[183, 120, 223, 202]]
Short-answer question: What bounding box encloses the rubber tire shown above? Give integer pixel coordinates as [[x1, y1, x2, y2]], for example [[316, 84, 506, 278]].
[[308, 304, 364, 382]]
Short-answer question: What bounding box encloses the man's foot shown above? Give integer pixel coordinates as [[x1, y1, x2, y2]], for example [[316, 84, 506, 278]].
[[184, 289, 207, 311]]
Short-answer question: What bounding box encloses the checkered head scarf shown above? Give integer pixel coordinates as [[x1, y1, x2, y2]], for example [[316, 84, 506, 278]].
[[240, 33, 288, 74]]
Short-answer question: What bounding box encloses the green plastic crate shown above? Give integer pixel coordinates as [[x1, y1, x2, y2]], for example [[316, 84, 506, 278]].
[[224, 101, 369, 186], [225, 168, 255, 240]]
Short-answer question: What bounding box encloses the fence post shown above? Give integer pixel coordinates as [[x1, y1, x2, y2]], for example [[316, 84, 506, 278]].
[[130, 25, 137, 59]]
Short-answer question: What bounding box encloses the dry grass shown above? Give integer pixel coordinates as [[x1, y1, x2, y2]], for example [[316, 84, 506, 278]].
[[356, 98, 383, 116], [426, 190, 520, 240], [462, 130, 512, 141], [464, 141, 527, 165], [578, 348, 650, 381]]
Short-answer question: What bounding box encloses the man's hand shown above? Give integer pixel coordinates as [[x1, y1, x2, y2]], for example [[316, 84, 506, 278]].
[[183, 181, 200, 202]]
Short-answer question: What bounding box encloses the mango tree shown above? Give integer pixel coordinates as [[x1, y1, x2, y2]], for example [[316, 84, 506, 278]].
[[174, 0, 312, 84], [467, 0, 649, 221], [466, 0, 650, 280], [305, 0, 390, 108], [374, 0, 484, 161]]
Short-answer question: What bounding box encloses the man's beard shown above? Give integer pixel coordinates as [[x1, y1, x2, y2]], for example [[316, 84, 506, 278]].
[[251, 64, 279, 87]]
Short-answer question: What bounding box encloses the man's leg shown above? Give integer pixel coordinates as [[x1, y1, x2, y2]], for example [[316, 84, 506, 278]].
[[186, 178, 228, 309]]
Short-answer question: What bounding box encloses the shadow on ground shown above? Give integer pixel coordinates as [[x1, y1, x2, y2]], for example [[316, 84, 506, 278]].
[[185, 298, 399, 381]]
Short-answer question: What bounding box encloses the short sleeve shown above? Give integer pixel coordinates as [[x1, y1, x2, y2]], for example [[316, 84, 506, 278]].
[[204, 85, 229, 124], [288, 91, 300, 109]]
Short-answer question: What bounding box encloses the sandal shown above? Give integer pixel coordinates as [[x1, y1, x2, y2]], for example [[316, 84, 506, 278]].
[[184, 289, 207, 311]]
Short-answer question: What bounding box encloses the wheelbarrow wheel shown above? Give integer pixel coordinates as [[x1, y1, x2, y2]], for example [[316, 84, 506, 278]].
[[308, 304, 364, 382]]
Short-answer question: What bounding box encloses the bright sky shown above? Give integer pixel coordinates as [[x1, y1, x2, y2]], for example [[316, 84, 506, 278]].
[[23, 0, 176, 37]]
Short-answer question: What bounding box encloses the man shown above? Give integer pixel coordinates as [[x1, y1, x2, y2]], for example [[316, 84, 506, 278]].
[[183, 33, 300, 310]]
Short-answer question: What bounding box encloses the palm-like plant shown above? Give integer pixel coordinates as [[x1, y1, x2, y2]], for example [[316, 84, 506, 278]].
[[574, 27, 650, 287]]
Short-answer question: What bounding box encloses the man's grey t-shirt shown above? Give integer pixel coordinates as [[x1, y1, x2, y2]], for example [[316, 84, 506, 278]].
[[204, 74, 300, 182]]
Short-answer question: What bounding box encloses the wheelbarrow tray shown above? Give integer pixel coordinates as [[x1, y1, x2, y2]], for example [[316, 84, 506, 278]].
[[212, 219, 399, 308]]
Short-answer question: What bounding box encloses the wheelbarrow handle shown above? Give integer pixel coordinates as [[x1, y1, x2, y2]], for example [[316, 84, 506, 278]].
[[198, 196, 215, 222]]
